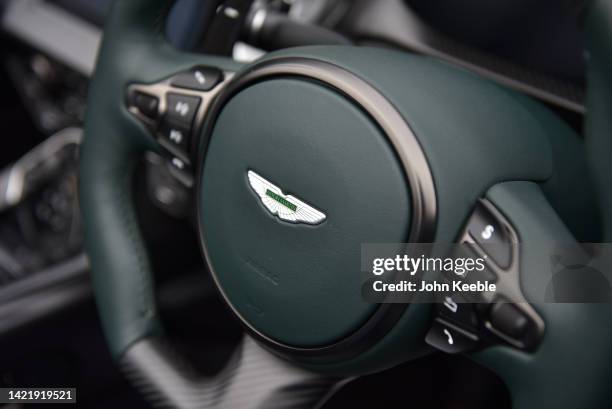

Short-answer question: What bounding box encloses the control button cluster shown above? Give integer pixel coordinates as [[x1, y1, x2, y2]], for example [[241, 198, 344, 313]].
[[125, 66, 227, 186], [426, 200, 544, 354]]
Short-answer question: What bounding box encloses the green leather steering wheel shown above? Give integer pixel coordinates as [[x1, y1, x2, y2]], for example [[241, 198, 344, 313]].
[[80, 1, 612, 408]]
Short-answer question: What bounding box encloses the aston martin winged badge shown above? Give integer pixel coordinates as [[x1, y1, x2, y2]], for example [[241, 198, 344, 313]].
[[247, 170, 326, 225]]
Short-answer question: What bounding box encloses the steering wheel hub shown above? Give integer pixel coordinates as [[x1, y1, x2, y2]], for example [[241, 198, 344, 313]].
[[198, 60, 418, 351]]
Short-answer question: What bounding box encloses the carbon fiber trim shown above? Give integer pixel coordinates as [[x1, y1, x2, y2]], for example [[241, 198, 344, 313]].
[[120, 336, 348, 409]]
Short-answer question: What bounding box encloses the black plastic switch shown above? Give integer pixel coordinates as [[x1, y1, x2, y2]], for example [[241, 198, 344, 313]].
[[463, 247, 498, 285], [437, 292, 479, 329], [160, 120, 190, 152], [170, 156, 188, 171], [425, 319, 479, 354], [171, 67, 223, 92], [166, 93, 201, 127], [467, 203, 512, 269], [489, 301, 530, 340], [167, 156, 194, 188], [131, 91, 158, 119]]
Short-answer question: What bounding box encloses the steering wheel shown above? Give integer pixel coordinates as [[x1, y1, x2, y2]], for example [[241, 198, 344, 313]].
[[80, 0, 612, 408]]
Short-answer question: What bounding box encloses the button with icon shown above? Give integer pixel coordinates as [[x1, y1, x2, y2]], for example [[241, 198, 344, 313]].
[[437, 291, 479, 329], [166, 93, 201, 127], [171, 66, 223, 92], [425, 318, 479, 354], [467, 202, 512, 269], [160, 120, 191, 152]]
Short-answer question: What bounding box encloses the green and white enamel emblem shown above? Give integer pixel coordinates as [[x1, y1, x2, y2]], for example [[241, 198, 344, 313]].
[[247, 170, 326, 225]]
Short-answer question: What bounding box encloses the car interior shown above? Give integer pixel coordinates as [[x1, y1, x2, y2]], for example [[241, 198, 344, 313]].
[[0, 0, 610, 408]]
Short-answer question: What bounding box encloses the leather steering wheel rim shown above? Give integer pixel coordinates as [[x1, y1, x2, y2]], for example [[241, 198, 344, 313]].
[[80, 1, 612, 408]]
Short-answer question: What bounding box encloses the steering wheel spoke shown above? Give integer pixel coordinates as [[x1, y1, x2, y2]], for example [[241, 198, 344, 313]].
[[469, 182, 612, 408], [121, 336, 346, 409]]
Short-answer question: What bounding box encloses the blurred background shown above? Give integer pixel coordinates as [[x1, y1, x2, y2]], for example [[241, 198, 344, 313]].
[[0, 0, 585, 407]]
